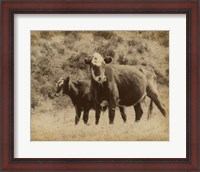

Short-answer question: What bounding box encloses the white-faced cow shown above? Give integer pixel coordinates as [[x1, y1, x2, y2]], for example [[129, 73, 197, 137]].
[[49, 76, 127, 125], [85, 53, 167, 124]]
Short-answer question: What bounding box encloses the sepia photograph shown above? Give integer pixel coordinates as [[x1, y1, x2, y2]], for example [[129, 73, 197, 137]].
[[31, 31, 169, 141]]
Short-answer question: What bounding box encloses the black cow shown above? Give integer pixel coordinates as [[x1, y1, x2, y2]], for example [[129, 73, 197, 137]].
[[85, 53, 167, 124], [49, 76, 127, 125]]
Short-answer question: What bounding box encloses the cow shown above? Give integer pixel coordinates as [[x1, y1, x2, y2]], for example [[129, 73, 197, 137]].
[[49, 76, 127, 125], [85, 52, 167, 124]]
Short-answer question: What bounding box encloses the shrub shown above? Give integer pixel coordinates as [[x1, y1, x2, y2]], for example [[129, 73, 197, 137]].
[[117, 54, 128, 65], [158, 32, 169, 47], [128, 40, 138, 46], [62, 52, 88, 71], [61, 61, 68, 70], [40, 31, 52, 40], [52, 96, 73, 109], [128, 50, 133, 55], [95, 45, 115, 58], [93, 31, 116, 40], [57, 48, 65, 55], [153, 68, 168, 86], [37, 57, 53, 76], [128, 57, 140, 66], [39, 86, 52, 96], [141, 31, 169, 47], [112, 36, 124, 43], [160, 39, 169, 47], [137, 46, 145, 54], [31, 95, 40, 109], [69, 32, 81, 40]]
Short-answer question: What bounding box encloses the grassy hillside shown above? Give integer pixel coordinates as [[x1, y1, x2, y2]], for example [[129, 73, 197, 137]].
[[31, 31, 169, 141]]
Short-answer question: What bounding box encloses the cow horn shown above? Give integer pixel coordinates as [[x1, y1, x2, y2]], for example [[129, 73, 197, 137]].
[[65, 76, 70, 81]]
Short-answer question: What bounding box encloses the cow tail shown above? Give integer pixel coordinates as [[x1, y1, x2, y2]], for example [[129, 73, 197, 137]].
[[147, 100, 153, 120]]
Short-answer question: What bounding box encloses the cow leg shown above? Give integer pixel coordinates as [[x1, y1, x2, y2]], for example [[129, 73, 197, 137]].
[[147, 100, 154, 120], [119, 107, 126, 123], [134, 103, 143, 122], [83, 109, 89, 124], [75, 106, 82, 125], [147, 85, 167, 117], [108, 88, 118, 124], [95, 108, 101, 125], [108, 106, 116, 124]]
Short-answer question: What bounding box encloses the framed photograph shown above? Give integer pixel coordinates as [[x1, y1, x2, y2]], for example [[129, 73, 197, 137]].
[[1, 0, 199, 171]]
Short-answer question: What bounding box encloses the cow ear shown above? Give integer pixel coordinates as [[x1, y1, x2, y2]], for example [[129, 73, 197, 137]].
[[84, 58, 91, 65], [104, 56, 112, 64], [64, 76, 70, 83]]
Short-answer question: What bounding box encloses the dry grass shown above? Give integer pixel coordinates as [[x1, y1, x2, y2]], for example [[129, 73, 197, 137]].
[[31, 86, 169, 141]]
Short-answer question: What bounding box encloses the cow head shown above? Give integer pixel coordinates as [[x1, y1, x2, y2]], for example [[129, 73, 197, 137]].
[[84, 52, 112, 84], [56, 76, 70, 95]]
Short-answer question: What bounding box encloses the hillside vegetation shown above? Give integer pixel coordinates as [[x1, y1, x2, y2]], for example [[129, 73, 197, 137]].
[[31, 31, 169, 141]]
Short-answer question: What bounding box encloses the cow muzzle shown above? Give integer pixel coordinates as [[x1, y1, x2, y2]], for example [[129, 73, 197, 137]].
[[96, 75, 106, 84], [91, 70, 106, 84]]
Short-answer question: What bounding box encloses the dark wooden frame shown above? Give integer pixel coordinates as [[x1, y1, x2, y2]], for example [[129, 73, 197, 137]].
[[1, 0, 199, 171]]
